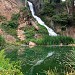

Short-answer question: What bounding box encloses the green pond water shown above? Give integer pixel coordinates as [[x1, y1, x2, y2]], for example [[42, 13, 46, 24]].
[[5, 46, 75, 75]]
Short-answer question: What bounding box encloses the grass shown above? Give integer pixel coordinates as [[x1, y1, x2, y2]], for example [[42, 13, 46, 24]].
[[44, 70, 58, 75], [23, 23, 48, 44], [31, 35, 74, 45]]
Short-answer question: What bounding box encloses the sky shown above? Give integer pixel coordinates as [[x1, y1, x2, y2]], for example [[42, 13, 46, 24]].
[[62, 0, 66, 1]]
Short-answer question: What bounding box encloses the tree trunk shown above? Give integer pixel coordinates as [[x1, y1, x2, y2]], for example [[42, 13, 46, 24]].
[[71, 0, 74, 24], [72, 0, 74, 15], [66, 0, 70, 14]]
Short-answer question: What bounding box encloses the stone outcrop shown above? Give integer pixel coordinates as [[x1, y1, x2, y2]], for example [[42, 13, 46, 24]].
[[0, 0, 23, 20], [4, 35, 16, 43], [0, 29, 16, 43], [29, 41, 36, 48], [17, 22, 26, 41]]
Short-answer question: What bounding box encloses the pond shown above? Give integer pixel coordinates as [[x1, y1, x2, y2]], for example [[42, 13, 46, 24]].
[[5, 45, 75, 75]]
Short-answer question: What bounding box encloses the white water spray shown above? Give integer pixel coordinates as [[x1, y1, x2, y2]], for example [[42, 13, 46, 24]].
[[28, 1, 57, 36]]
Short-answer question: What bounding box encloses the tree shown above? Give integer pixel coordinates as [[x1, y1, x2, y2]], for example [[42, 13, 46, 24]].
[[0, 50, 23, 75]]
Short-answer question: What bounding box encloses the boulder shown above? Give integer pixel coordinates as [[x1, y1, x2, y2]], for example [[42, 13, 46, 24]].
[[5, 35, 16, 43], [34, 34, 42, 39], [29, 41, 36, 47], [31, 20, 39, 30]]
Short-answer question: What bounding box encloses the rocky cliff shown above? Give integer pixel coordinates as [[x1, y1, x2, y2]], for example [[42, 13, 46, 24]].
[[0, 0, 23, 20], [28, 0, 43, 14]]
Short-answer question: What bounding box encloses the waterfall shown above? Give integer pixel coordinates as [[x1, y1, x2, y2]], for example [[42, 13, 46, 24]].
[[28, 1, 57, 36]]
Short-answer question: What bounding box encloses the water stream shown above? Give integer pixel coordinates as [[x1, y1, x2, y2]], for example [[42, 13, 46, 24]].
[[28, 1, 57, 36]]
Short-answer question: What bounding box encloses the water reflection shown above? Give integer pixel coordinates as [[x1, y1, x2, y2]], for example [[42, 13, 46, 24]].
[[6, 46, 75, 75]]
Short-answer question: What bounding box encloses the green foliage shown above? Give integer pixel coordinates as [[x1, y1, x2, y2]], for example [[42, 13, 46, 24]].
[[1, 22, 17, 36], [23, 23, 48, 44], [1, 20, 18, 29], [0, 15, 6, 21], [0, 36, 5, 49], [20, 7, 27, 12], [52, 13, 72, 26], [0, 50, 23, 75], [45, 70, 58, 75], [8, 20, 18, 29], [32, 36, 74, 45], [11, 13, 20, 21], [41, 3, 55, 17]]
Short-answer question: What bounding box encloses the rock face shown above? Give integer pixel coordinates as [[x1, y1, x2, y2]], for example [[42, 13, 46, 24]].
[[28, 0, 43, 14], [0, 0, 23, 20], [28, 0, 61, 14]]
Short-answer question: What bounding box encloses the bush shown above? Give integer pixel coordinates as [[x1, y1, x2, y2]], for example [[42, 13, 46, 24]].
[[8, 21, 18, 29], [1, 21, 18, 29], [0, 50, 23, 75], [11, 13, 20, 21], [40, 3, 56, 17], [0, 15, 6, 21], [32, 36, 74, 45], [52, 13, 72, 26], [0, 36, 5, 49], [1, 22, 17, 36]]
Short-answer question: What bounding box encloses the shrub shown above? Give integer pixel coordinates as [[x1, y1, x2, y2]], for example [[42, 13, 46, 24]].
[[0, 36, 5, 49], [1, 22, 17, 36], [33, 36, 74, 45], [8, 21, 18, 29], [0, 15, 6, 21], [40, 3, 56, 17], [11, 13, 20, 21], [52, 13, 72, 26], [0, 50, 23, 75]]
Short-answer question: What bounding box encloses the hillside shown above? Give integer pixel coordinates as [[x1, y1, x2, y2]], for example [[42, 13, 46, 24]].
[[0, 0, 75, 75], [0, 0, 49, 45], [0, 0, 23, 20]]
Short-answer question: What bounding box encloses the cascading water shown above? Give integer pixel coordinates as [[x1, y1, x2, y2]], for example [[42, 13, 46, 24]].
[[28, 1, 57, 36]]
